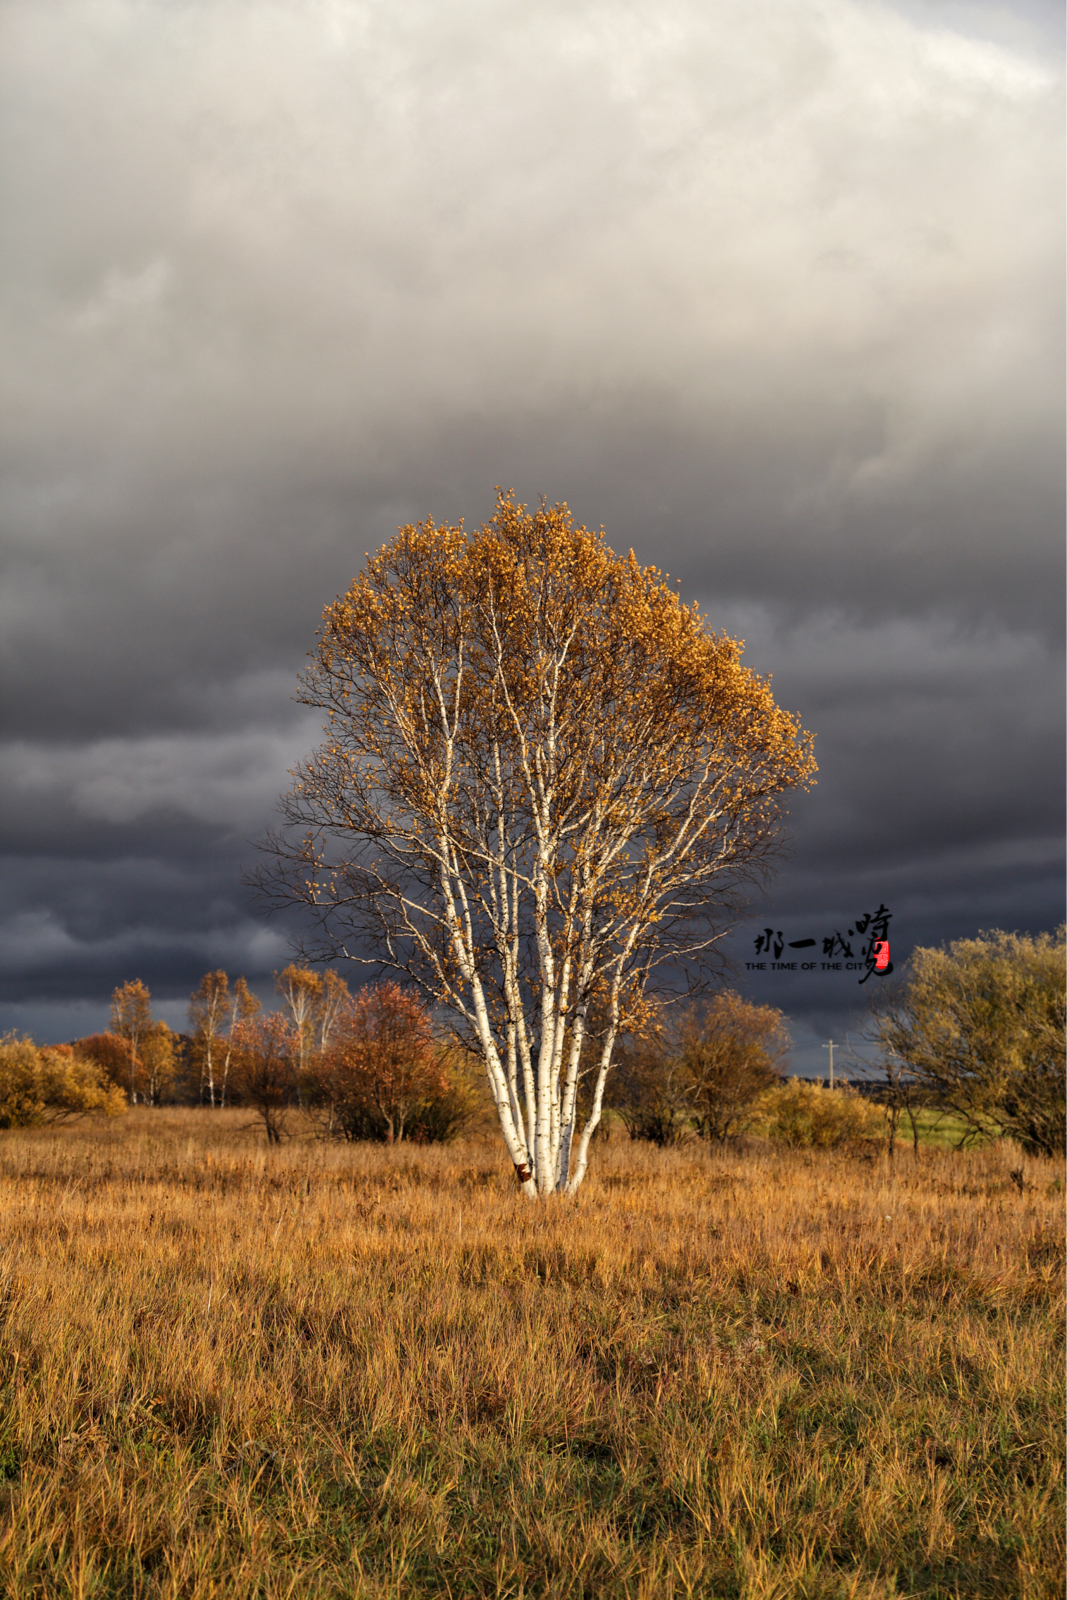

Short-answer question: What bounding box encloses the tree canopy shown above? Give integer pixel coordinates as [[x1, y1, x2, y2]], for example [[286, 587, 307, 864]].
[[254, 492, 815, 1195]]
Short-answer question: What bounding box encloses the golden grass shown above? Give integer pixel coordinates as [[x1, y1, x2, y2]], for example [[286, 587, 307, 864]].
[[0, 1110, 1062, 1598]]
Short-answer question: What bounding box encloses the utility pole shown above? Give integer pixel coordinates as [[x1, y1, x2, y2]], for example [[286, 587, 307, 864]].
[[822, 1039, 835, 1090]]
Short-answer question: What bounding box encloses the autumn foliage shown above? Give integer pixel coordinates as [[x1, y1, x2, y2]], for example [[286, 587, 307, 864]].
[[306, 982, 459, 1143], [184, 965, 471, 1147], [607, 993, 790, 1145], [188, 970, 260, 1107], [75, 1032, 131, 1090], [0, 1037, 126, 1127], [228, 1011, 298, 1145], [100, 980, 180, 1104]]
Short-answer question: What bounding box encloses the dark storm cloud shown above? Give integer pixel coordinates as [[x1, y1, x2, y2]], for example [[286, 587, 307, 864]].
[[1, 0, 1062, 1046], [713, 606, 1064, 1069]]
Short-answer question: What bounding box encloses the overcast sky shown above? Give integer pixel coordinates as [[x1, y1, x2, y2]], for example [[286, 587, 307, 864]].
[[2, 0, 1063, 1072]]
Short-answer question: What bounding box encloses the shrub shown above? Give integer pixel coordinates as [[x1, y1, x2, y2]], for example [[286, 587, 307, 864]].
[[0, 1037, 127, 1128], [605, 1030, 690, 1145], [228, 1012, 298, 1145], [757, 1078, 882, 1148], [606, 994, 790, 1145], [680, 993, 788, 1142], [307, 984, 475, 1143]]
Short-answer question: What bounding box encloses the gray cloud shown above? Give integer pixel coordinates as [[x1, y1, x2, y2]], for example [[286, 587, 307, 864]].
[[1, 0, 1062, 1049]]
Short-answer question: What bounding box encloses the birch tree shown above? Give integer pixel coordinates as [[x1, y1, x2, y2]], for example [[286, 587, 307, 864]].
[[253, 492, 815, 1196], [110, 979, 153, 1103], [140, 1021, 178, 1106], [317, 969, 350, 1051], [218, 976, 259, 1108], [189, 970, 230, 1107], [275, 964, 322, 1072]]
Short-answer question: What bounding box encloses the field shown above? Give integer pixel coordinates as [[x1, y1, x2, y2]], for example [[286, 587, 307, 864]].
[[0, 1111, 1062, 1599]]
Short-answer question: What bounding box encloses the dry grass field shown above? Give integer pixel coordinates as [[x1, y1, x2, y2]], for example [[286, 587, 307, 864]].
[[0, 1110, 1061, 1599]]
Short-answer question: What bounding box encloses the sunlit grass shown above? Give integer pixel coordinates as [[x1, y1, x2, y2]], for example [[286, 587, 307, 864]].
[[0, 1110, 1062, 1597], [875, 1107, 1006, 1152], [904, 1108, 993, 1149]]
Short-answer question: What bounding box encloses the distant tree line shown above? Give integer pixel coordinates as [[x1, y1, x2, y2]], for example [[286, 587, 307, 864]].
[[0, 967, 479, 1139], [66, 966, 481, 1146], [0, 926, 1060, 1153], [0, 973, 810, 1146], [603, 992, 884, 1150]]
